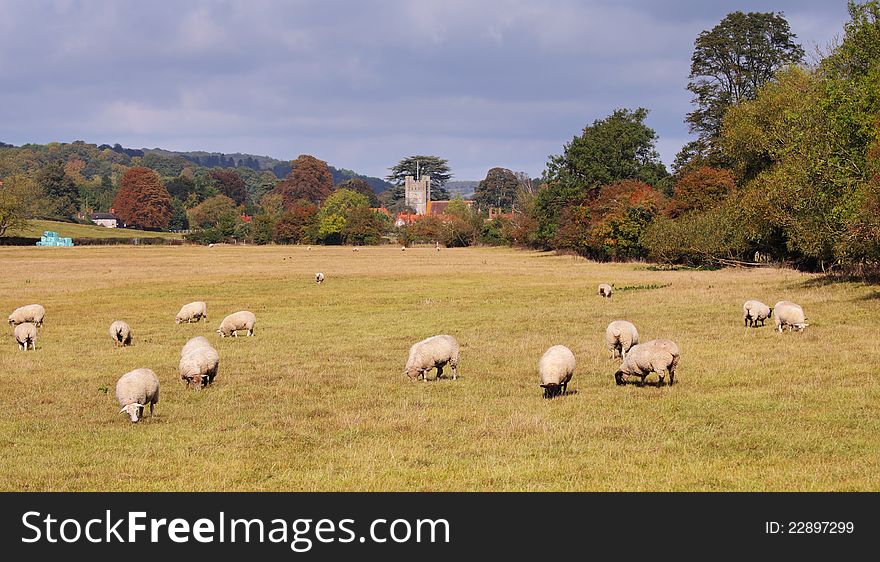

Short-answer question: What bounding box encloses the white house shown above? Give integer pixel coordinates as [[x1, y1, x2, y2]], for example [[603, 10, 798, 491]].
[[90, 212, 119, 228]]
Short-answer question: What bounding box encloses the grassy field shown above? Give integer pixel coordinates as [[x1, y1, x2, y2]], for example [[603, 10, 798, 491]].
[[13, 219, 183, 239], [1, 245, 878, 491]]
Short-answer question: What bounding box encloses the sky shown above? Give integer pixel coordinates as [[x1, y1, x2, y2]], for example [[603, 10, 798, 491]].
[[0, 0, 852, 180]]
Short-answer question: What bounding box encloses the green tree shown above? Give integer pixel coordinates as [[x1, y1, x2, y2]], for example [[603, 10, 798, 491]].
[[0, 174, 38, 236], [36, 161, 78, 218], [316, 188, 370, 244], [342, 206, 386, 245], [166, 175, 197, 201], [474, 167, 518, 211], [187, 195, 238, 230], [684, 11, 804, 162], [385, 155, 452, 204], [336, 178, 379, 206]]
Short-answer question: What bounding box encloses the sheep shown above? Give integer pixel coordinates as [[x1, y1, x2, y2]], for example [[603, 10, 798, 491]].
[[217, 310, 256, 337], [614, 338, 680, 386], [353, 247, 359, 252], [13, 322, 37, 351], [403, 335, 460, 382], [8, 304, 45, 327], [401, 246, 406, 251], [315, 272, 325, 284], [109, 320, 132, 347], [774, 301, 808, 332], [743, 300, 772, 327], [115, 368, 160, 423], [175, 301, 208, 324], [179, 336, 220, 388], [598, 283, 614, 299], [605, 320, 639, 360], [539, 345, 576, 399]]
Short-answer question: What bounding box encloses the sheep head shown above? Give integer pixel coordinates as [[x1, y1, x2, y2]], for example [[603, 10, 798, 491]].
[[119, 403, 144, 423]]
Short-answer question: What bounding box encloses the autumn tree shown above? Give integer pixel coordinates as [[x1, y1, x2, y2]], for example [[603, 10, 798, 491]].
[[36, 161, 78, 218], [273, 200, 318, 243], [274, 154, 333, 207], [112, 167, 173, 229], [342, 206, 386, 245], [474, 167, 519, 211], [209, 169, 249, 205], [667, 167, 736, 217], [336, 177, 379, 206]]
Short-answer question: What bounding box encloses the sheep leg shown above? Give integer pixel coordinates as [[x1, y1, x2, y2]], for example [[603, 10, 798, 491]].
[[561, 381, 568, 395], [150, 403, 154, 417], [669, 368, 675, 386], [248, 328, 254, 336], [639, 374, 647, 387], [657, 372, 666, 386], [451, 362, 458, 380], [435, 365, 443, 380]]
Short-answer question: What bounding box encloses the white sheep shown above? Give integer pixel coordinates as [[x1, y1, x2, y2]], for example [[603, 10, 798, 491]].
[[8, 304, 45, 327], [175, 301, 208, 324], [403, 335, 460, 382], [598, 283, 614, 299], [539, 344, 576, 398], [401, 246, 406, 251], [353, 247, 359, 252], [217, 310, 256, 337], [774, 301, 808, 332], [115, 368, 160, 423], [179, 336, 220, 388], [614, 338, 680, 386], [109, 320, 132, 347], [13, 322, 37, 351], [605, 320, 639, 360], [315, 272, 325, 284], [743, 300, 772, 327]]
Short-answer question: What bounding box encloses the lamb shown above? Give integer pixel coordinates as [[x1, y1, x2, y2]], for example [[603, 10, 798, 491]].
[[598, 283, 614, 299], [109, 320, 132, 347], [315, 272, 325, 284], [115, 368, 160, 423], [539, 345, 576, 399], [403, 335, 460, 382], [614, 338, 680, 386], [743, 300, 772, 327], [217, 310, 256, 337], [774, 301, 808, 332], [8, 304, 45, 327], [175, 301, 207, 324], [605, 320, 639, 360], [13, 322, 37, 351], [179, 336, 220, 388]]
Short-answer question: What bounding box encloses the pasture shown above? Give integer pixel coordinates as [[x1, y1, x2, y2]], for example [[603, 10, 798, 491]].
[[1, 245, 878, 491]]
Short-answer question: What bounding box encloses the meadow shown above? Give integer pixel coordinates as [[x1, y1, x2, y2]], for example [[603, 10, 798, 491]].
[[15, 219, 183, 240], [0, 244, 878, 491]]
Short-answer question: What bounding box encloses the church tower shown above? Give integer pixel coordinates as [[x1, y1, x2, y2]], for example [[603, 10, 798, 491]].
[[404, 174, 431, 215]]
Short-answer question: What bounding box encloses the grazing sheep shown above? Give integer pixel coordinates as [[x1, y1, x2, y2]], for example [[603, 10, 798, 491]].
[[315, 272, 325, 284], [539, 345, 576, 399], [179, 336, 220, 388], [109, 320, 132, 347], [115, 368, 160, 423], [598, 283, 614, 299], [743, 300, 772, 327], [605, 320, 639, 360], [175, 301, 208, 324], [8, 304, 45, 327], [307, 246, 311, 251], [353, 247, 359, 252], [404, 335, 460, 382], [13, 322, 37, 351], [614, 338, 679, 386], [774, 301, 808, 333], [436, 242, 440, 251], [217, 310, 256, 337], [401, 246, 406, 251]]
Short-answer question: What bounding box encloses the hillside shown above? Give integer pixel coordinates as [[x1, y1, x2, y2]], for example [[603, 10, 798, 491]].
[[16, 220, 183, 240]]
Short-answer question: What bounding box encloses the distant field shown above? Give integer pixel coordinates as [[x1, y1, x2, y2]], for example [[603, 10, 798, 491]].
[[0, 245, 878, 491], [12, 219, 183, 240]]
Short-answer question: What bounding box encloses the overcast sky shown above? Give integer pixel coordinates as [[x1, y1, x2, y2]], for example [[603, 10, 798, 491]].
[[0, 0, 851, 179]]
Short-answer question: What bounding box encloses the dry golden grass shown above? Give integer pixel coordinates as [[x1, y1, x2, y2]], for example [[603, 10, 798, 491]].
[[0, 245, 878, 491]]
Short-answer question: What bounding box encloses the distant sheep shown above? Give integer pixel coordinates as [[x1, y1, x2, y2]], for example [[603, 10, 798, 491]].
[[8, 304, 45, 327], [743, 300, 772, 327], [353, 247, 359, 252], [115, 368, 160, 423], [605, 320, 639, 360], [109, 320, 132, 347], [401, 246, 406, 251], [176, 301, 207, 324], [179, 336, 220, 388], [315, 272, 325, 284], [598, 284, 614, 299], [774, 301, 808, 333], [614, 338, 679, 386], [404, 335, 460, 382], [217, 310, 256, 337], [13, 322, 37, 351], [539, 345, 576, 398]]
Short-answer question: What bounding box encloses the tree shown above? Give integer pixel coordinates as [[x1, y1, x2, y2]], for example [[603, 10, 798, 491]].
[[166, 175, 197, 201], [274, 154, 334, 207], [316, 188, 370, 244], [274, 200, 318, 244], [342, 206, 386, 245], [667, 167, 736, 217], [112, 167, 173, 229], [0, 174, 37, 236], [474, 167, 519, 211], [385, 155, 452, 203], [336, 178, 379, 206], [187, 195, 238, 230], [209, 169, 249, 205], [36, 161, 78, 218], [684, 11, 804, 161]]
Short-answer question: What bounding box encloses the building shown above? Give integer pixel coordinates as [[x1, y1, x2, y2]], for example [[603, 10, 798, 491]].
[[90, 212, 119, 228], [404, 175, 431, 215]]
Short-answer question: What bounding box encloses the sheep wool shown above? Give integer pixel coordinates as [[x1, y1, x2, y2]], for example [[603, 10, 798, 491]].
[[773, 301, 808, 333], [13, 322, 37, 351], [115, 368, 160, 423], [598, 284, 614, 299], [539, 345, 576, 399], [8, 304, 45, 327], [217, 311, 257, 337], [109, 320, 133, 347], [615, 338, 680, 386], [743, 300, 772, 327], [176, 301, 208, 324], [605, 320, 639, 360], [404, 335, 460, 382], [179, 336, 220, 388]]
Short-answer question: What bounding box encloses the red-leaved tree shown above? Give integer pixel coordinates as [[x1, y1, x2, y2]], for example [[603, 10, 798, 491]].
[[112, 167, 173, 229], [274, 154, 333, 208], [209, 169, 249, 205]]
